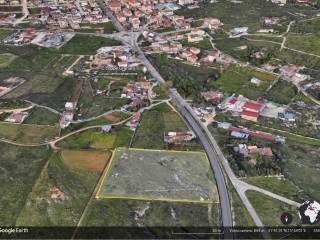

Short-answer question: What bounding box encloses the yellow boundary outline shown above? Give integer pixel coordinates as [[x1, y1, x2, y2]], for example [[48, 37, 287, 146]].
[[96, 148, 220, 204]]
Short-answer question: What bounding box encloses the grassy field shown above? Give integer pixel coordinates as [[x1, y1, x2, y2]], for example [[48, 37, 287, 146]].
[[59, 34, 121, 55], [57, 125, 132, 150], [179, 38, 213, 50], [211, 65, 276, 100], [98, 148, 218, 202], [266, 80, 298, 104], [1, 45, 79, 110], [243, 176, 306, 202], [16, 150, 111, 226], [132, 103, 201, 150], [77, 81, 130, 119], [0, 53, 17, 67], [246, 191, 300, 226], [0, 122, 59, 143], [0, 29, 13, 40], [176, 0, 315, 33], [24, 107, 60, 126], [286, 34, 320, 56], [290, 18, 320, 34], [0, 143, 51, 225], [82, 199, 220, 229]]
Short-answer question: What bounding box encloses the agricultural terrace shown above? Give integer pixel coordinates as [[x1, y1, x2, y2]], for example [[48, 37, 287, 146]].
[[97, 148, 218, 203]]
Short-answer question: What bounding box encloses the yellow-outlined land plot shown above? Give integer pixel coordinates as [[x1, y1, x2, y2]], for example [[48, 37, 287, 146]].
[[96, 148, 220, 204]]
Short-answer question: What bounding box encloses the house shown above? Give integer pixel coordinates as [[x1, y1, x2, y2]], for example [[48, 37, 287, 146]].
[[201, 91, 223, 104], [65, 102, 75, 111], [278, 112, 296, 122], [250, 77, 261, 86], [164, 131, 196, 143], [241, 110, 259, 122], [207, 50, 220, 62], [109, 1, 121, 12], [190, 47, 200, 55], [127, 111, 141, 130], [243, 101, 264, 113], [248, 146, 273, 156], [230, 27, 248, 36], [203, 17, 221, 29], [5, 112, 29, 123], [217, 122, 232, 129], [230, 131, 249, 139], [186, 54, 198, 63], [101, 125, 112, 133], [118, 60, 128, 68]]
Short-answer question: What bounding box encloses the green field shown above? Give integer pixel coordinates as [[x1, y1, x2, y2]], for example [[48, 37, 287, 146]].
[[132, 103, 201, 150], [286, 33, 320, 56], [82, 199, 219, 229], [0, 29, 13, 40], [179, 38, 213, 50], [0, 122, 59, 144], [98, 148, 218, 202], [244, 176, 306, 202], [60, 34, 121, 55], [16, 150, 110, 226], [1, 45, 79, 110], [0, 143, 51, 225], [266, 80, 298, 104], [0, 53, 17, 67], [57, 125, 132, 150], [211, 65, 276, 100], [246, 191, 300, 226], [24, 107, 60, 126]]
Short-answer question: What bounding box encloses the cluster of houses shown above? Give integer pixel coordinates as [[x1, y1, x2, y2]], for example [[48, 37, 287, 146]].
[[217, 122, 286, 144], [26, 0, 110, 30], [91, 47, 132, 69], [106, 0, 219, 31], [234, 144, 273, 157], [60, 101, 76, 128], [2, 28, 37, 45], [121, 81, 154, 99]]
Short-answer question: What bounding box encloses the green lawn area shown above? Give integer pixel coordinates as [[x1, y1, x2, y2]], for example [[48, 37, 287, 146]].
[[0, 53, 17, 67], [82, 199, 219, 228], [286, 33, 320, 56], [0, 122, 60, 144], [57, 125, 132, 150], [290, 18, 320, 34], [16, 150, 110, 227], [0, 29, 13, 40], [266, 80, 298, 104], [211, 65, 276, 100], [132, 103, 202, 150], [59, 34, 121, 55], [24, 107, 60, 126], [0, 143, 51, 225], [245, 35, 283, 43], [246, 191, 300, 226], [243, 176, 306, 202]]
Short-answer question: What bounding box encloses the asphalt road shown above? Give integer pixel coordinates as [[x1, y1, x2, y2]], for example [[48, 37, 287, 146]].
[[95, 4, 234, 238]]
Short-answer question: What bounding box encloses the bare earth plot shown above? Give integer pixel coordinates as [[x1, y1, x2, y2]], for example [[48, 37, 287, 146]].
[[97, 148, 218, 203]]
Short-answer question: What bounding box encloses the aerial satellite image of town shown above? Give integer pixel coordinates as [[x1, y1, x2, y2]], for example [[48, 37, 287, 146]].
[[0, 0, 319, 239]]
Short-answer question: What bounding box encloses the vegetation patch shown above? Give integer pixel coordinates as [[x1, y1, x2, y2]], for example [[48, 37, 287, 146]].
[[0, 122, 59, 144], [0, 53, 17, 68], [24, 107, 60, 126], [0, 143, 51, 225], [97, 148, 218, 203]]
